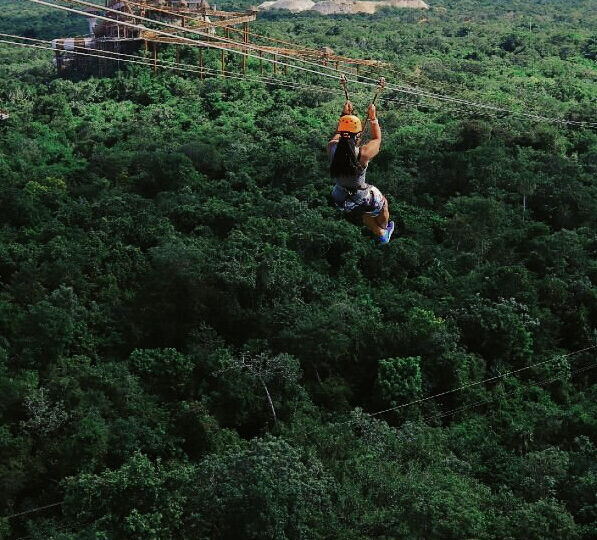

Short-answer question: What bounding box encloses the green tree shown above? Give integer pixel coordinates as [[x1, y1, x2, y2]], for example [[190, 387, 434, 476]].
[[215, 351, 301, 425], [376, 356, 422, 411], [187, 437, 334, 539]]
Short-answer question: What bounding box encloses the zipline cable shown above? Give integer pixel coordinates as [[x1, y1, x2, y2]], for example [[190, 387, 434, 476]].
[[25, 0, 363, 86], [53, 0, 546, 103], [122, 0, 319, 54], [3, 502, 63, 521], [352, 75, 597, 127], [0, 33, 422, 104], [0, 36, 504, 121], [0, 33, 434, 109], [61, 0, 385, 77], [2, 359, 594, 531], [3, 348, 594, 520], [32, 0, 597, 127], [29, 0, 596, 127], [294, 344, 597, 440], [0, 32, 524, 122], [423, 360, 597, 423], [0, 38, 219, 75], [0, 37, 351, 98], [124, 0, 463, 95], [46, 0, 375, 79], [0, 36, 586, 128], [0, 33, 326, 90], [1, 33, 589, 130], [368, 344, 597, 418]]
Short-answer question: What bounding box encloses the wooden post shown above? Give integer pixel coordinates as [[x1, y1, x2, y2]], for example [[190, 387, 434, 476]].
[[199, 48, 204, 80], [273, 54, 277, 75], [260, 50, 263, 76], [284, 63, 288, 75], [247, 24, 251, 76], [153, 42, 157, 75], [222, 26, 230, 78], [242, 22, 248, 75], [176, 46, 180, 66]]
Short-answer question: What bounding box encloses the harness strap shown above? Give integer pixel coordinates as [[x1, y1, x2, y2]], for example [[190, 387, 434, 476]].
[[337, 184, 375, 214], [359, 77, 386, 144]]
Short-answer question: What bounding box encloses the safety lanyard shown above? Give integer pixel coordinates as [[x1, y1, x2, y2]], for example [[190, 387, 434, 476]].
[[340, 74, 386, 142]]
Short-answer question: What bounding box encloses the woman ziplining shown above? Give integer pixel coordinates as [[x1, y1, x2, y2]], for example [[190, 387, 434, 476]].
[[328, 77, 394, 244]]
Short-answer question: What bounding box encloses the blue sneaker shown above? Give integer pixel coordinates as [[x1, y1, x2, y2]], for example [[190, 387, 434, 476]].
[[379, 221, 395, 245]]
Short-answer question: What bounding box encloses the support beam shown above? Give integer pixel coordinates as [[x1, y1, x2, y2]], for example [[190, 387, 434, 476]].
[[224, 26, 229, 77], [153, 42, 157, 74], [242, 22, 248, 75], [199, 48, 204, 80], [121, 1, 254, 23], [161, 6, 249, 17], [203, 9, 250, 17], [187, 14, 256, 30]]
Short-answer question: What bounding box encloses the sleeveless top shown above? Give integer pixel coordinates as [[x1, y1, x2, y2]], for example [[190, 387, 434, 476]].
[[329, 141, 368, 189]]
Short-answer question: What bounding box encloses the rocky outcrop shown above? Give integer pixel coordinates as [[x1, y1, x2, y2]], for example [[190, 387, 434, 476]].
[[258, 0, 429, 14], [257, 0, 316, 12]]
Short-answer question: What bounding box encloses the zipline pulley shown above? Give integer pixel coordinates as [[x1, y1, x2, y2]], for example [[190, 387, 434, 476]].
[[339, 74, 385, 113], [340, 73, 349, 101], [371, 76, 386, 106], [360, 76, 385, 139]]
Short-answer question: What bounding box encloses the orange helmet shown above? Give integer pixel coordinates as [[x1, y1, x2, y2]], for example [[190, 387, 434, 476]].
[[338, 114, 362, 134]]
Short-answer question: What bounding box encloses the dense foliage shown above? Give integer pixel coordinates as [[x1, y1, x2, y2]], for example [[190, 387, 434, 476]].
[[1, 0, 596, 538]]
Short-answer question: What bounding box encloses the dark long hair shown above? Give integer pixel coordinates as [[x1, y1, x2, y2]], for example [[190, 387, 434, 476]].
[[330, 134, 361, 178]]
